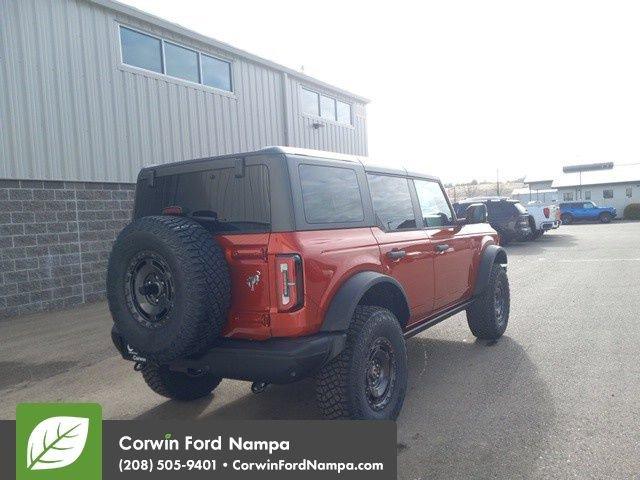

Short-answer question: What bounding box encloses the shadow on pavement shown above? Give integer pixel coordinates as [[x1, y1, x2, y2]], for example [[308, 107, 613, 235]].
[[503, 232, 577, 256], [135, 334, 553, 479]]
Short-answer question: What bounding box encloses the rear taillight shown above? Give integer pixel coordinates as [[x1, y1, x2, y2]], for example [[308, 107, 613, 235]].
[[276, 254, 304, 312], [543, 207, 550, 218]]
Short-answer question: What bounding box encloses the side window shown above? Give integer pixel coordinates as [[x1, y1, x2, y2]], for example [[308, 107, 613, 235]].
[[563, 192, 574, 201], [413, 179, 453, 227], [603, 189, 614, 199], [584, 190, 591, 200], [299, 164, 364, 224], [367, 174, 416, 231], [583, 203, 592, 209]]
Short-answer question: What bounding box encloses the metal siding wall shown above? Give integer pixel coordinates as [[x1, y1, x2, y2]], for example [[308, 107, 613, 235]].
[[0, 0, 367, 183]]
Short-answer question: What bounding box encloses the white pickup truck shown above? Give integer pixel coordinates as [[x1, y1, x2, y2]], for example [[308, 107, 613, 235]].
[[525, 201, 560, 239]]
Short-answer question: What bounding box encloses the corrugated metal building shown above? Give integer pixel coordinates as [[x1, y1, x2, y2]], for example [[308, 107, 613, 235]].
[[0, 0, 369, 317]]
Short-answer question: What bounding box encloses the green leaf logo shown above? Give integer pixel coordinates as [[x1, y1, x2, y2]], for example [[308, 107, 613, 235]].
[[26, 416, 89, 471]]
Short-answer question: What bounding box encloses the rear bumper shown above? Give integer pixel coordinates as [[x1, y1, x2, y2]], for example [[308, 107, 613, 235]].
[[111, 326, 346, 384]]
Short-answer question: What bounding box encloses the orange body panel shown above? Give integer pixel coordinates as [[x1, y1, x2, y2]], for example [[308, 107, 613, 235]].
[[217, 224, 497, 341]]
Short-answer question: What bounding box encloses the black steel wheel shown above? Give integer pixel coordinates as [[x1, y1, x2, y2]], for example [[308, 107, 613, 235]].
[[107, 216, 231, 363], [466, 263, 510, 340], [316, 306, 408, 420], [126, 251, 175, 327]]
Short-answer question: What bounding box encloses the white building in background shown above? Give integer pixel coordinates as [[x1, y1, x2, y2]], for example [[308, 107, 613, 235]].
[[513, 164, 640, 218], [552, 164, 640, 217]]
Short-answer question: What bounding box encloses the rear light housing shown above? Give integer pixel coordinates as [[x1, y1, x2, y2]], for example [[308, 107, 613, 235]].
[[543, 207, 550, 218], [276, 254, 304, 312]]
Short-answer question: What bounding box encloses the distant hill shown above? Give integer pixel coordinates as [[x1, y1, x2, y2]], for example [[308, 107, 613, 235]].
[[445, 180, 525, 203]]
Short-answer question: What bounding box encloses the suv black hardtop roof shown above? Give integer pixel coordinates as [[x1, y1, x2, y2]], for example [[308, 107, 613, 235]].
[[137, 146, 440, 183], [457, 197, 521, 204]]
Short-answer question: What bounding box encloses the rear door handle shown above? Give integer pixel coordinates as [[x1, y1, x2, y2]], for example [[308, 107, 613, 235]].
[[387, 250, 407, 260], [436, 244, 450, 252]]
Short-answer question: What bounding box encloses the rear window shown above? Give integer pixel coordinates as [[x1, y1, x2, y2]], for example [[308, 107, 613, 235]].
[[299, 164, 364, 224], [135, 165, 270, 234]]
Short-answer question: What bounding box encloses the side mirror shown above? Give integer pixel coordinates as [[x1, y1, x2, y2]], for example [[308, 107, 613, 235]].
[[463, 203, 488, 224]]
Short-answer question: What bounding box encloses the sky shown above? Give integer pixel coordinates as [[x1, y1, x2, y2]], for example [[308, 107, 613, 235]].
[[119, 0, 640, 183]]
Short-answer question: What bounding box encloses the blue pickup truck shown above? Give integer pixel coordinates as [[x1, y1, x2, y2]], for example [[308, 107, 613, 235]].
[[559, 201, 616, 224]]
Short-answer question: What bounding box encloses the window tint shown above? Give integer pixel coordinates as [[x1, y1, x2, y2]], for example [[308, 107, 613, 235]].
[[336, 101, 351, 124], [299, 165, 364, 224], [367, 174, 416, 231], [603, 189, 614, 199], [301, 88, 319, 116], [164, 42, 199, 83], [320, 95, 336, 120], [120, 27, 162, 73], [414, 179, 453, 227], [201, 54, 231, 91], [135, 165, 270, 234]]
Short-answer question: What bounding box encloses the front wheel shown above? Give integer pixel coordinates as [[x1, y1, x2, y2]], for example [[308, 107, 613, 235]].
[[599, 212, 612, 223], [316, 306, 408, 420], [466, 263, 510, 340], [141, 364, 222, 401]]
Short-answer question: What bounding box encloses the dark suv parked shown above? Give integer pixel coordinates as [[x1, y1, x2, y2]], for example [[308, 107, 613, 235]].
[[107, 147, 510, 420], [454, 197, 531, 244]]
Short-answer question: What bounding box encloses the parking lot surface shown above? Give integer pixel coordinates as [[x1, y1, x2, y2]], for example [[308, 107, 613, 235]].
[[1, 222, 639, 478]]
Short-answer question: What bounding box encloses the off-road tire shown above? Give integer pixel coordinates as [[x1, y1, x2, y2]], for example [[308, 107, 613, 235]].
[[316, 306, 408, 420], [599, 212, 612, 223], [561, 213, 573, 225], [466, 263, 510, 340], [107, 216, 231, 363], [141, 364, 222, 401]]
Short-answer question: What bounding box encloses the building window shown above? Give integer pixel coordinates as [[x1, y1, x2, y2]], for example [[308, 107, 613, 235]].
[[584, 190, 591, 200], [120, 27, 162, 73], [299, 164, 364, 224], [320, 95, 336, 120], [164, 42, 199, 83], [603, 189, 614, 199], [301, 87, 351, 125], [119, 25, 232, 92], [336, 100, 351, 124], [626, 187, 633, 198], [563, 192, 574, 201], [201, 54, 231, 91], [301, 88, 320, 116]]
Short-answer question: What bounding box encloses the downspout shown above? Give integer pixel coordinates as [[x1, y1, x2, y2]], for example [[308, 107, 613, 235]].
[[281, 72, 291, 146]]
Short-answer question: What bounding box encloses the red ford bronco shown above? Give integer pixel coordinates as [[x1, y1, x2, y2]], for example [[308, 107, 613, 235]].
[[107, 147, 509, 420]]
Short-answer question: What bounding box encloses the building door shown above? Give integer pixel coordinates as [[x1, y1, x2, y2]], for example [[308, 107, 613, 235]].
[[367, 173, 435, 323]]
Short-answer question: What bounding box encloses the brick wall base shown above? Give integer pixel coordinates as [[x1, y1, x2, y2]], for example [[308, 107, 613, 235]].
[[0, 179, 134, 317]]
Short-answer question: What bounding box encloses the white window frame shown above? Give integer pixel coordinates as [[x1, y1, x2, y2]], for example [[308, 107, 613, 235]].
[[118, 24, 234, 94], [299, 86, 353, 126]]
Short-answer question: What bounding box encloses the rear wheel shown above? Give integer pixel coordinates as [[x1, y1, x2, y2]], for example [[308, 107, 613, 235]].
[[141, 364, 222, 401], [599, 212, 612, 223], [466, 263, 510, 340], [561, 213, 573, 225], [316, 306, 408, 420]]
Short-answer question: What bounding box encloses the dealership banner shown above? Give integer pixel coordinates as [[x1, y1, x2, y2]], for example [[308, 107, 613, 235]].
[[1, 404, 396, 479]]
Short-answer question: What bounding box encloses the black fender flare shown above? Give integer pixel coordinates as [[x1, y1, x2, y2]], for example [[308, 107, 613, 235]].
[[320, 271, 409, 332], [473, 244, 508, 296]]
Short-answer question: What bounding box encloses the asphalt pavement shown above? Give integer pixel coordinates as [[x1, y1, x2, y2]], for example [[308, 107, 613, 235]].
[[1, 222, 639, 479]]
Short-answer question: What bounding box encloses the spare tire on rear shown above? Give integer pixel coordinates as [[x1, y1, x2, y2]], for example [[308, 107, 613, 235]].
[[107, 216, 231, 363]]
